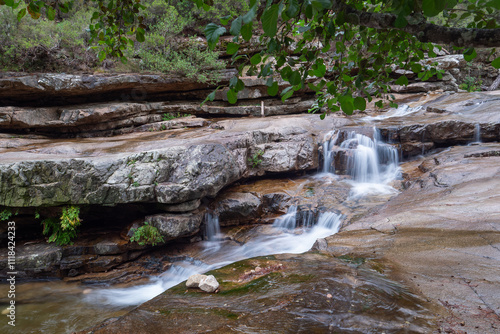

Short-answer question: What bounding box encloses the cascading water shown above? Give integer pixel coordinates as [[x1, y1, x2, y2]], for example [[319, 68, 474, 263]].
[[89, 209, 344, 307], [322, 130, 338, 173], [203, 212, 221, 241], [473, 123, 481, 143], [341, 129, 399, 184], [321, 127, 400, 197]]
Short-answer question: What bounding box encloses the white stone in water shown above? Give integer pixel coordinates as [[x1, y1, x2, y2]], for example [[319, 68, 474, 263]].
[[199, 275, 219, 293], [186, 274, 207, 288]]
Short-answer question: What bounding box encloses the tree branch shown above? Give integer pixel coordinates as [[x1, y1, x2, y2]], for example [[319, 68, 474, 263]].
[[335, 1, 500, 48]]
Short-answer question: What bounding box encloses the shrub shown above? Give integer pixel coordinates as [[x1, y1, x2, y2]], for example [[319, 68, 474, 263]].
[[41, 206, 82, 246], [130, 222, 165, 246]]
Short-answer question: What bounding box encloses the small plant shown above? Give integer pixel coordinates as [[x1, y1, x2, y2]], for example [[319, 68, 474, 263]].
[[248, 150, 264, 168], [459, 76, 482, 92], [159, 124, 167, 131], [162, 112, 191, 121], [132, 181, 140, 187], [130, 222, 165, 246], [41, 206, 82, 246], [127, 159, 137, 166], [0, 209, 14, 221]]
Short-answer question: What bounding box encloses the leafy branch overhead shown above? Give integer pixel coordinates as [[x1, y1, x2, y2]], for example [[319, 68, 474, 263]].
[[4, 1, 500, 116], [201, 0, 500, 116]]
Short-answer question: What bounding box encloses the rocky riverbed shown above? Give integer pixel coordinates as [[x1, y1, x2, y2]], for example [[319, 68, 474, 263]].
[[1, 64, 500, 333]]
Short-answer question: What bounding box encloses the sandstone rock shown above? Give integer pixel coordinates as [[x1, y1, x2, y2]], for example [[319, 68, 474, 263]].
[[0, 115, 347, 207], [215, 192, 261, 226], [146, 213, 204, 240], [0, 71, 236, 106], [0, 243, 62, 278], [186, 274, 206, 288], [198, 275, 219, 293]]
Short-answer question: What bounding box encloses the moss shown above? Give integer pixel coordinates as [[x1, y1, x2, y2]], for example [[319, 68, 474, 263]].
[[219, 272, 281, 296]]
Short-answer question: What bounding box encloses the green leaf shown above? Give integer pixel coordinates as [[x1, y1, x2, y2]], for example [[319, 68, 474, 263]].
[[422, 0, 446, 17], [229, 76, 238, 88], [4, 0, 13, 6], [227, 89, 238, 104], [395, 75, 409, 86], [262, 4, 279, 37], [268, 82, 279, 96], [339, 97, 354, 115], [286, 0, 300, 17], [241, 22, 253, 41], [311, 0, 332, 10], [394, 15, 407, 28], [242, 4, 257, 24], [353, 97, 366, 111], [136, 31, 145, 43], [410, 63, 422, 73], [236, 79, 245, 92], [205, 23, 226, 50], [17, 8, 26, 21], [492, 57, 500, 69], [489, 0, 500, 10], [464, 48, 477, 62], [230, 17, 243, 36], [288, 71, 301, 85], [227, 42, 239, 55], [201, 89, 218, 106], [250, 54, 262, 65]]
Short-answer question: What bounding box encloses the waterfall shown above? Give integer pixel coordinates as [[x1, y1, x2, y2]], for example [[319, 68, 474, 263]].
[[204, 212, 220, 241], [273, 205, 315, 230], [473, 124, 481, 143], [339, 129, 399, 184], [322, 130, 338, 173]]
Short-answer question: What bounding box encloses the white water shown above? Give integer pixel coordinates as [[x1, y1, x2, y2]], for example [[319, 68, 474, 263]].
[[204, 212, 221, 241], [362, 104, 423, 121], [85, 210, 343, 307], [473, 123, 481, 143], [322, 128, 400, 197], [322, 130, 339, 173]]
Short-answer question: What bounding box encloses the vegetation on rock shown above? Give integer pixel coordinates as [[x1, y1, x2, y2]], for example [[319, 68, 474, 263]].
[[130, 221, 165, 246], [41, 205, 82, 246]]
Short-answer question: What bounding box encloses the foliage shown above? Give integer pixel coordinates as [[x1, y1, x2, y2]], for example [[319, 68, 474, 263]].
[[130, 222, 165, 246], [460, 76, 483, 92], [162, 112, 191, 121], [0, 209, 15, 221], [135, 2, 225, 82], [248, 149, 264, 168], [198, 0, 500, 117], [3, 0, 500, 115], [41, 206, 82, 246], [0, 4, 97, 71]]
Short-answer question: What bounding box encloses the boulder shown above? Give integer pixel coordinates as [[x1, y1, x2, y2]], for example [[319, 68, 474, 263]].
[[198, 275, 219, 293], [146, 213, 204, 240], [215, 192, 261, 226], [186, 274, 206, 288]]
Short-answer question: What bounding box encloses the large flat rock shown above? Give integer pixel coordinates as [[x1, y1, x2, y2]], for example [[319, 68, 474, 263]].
[[324, 143, 500, 333], [0, 115, 352, 207]]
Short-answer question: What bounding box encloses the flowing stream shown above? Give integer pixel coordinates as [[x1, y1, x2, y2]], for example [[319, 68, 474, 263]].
[[1, 126, 402, 334]]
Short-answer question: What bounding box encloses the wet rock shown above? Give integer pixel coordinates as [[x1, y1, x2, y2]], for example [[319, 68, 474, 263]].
[[85, 254, 437, 333], [0, 115, 346, 207], [186, 274, 206, 288], [0, 243, 62, 278], [158, 199, 201, 213], [146, 212, 204, 240], [215, 192, 261, 226]]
